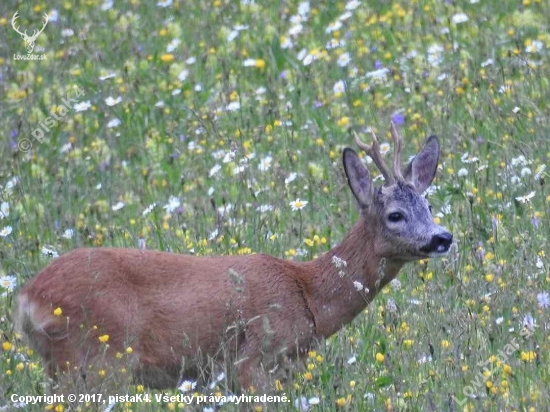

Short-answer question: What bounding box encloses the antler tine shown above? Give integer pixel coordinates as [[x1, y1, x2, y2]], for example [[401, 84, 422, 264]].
[[353, 130, 395, 185], [390, 121, 404, 181], [11, 11, 24, 36]]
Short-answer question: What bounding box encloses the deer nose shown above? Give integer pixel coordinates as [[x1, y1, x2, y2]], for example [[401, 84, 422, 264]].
[[431, 232, 453, 253]]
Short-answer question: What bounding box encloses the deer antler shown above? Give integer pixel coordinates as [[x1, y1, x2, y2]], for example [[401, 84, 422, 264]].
[[34, 14, 49, 38], [390, 121, 405, 181], [353, 130, 396, 185], [354, 122, 406, 185], [11, 11, 25, 37]]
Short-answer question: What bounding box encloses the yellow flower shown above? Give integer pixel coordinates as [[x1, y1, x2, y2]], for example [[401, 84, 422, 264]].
[[275, 380, 283, 391], [160, 54, 175, 63], [403, 339, 414, 348], [54, 405, 64, 412], [520, 351, 536, 362], [485, 273, 494, 282], [126, 347, 133, 354], [98, 334, 110, 343], [441, 340, 451, 349], [254, 59, 266, 69], [302, 372, 313, 380], [2, 342, 12, 351], [375, 353, 385, 362], [98, 369, 106, 377], [53, 307, 63, 316]]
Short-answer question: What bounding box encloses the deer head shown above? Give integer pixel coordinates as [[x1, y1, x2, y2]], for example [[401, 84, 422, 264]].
[[11, 11, 49, 54], [343, 122, 453, 261]]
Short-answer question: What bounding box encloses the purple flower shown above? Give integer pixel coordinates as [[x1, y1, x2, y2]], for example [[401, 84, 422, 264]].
[[391, 113, 405, 126], [179, 134, 186, 141], [537, 292, 549, 309], [279, 70, 288, 79], [374, 60, 383, 69]]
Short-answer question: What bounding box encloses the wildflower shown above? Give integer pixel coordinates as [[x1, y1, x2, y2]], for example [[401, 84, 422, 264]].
[[163, 196, 181, 213], [2, 342, 12, 351], [403, 339, 414, 348], [333, 79, 345, 95], [285, 172, 298, 185], [289, 198, 308, 211], [365, 68, 389, 80], [375, 353, 385, 362], [142, 203, 157, 216], [106, 118, 121, 128], [347, 355, 356, 364], [353, 281, 363, 291], [98, 335, 109, 343], [346, 0, 361, 10], [53, 307, 63, 316], [522, 314, 536, 331], [379, 142, 390, 155], [534, 165, 546, 180], [520, 351, 536, 362], [73, 100, 91, 112], [515, 191, 535, 203], [0, 226, 13, 237], [391, 112, 405, 126], [325, 20, 342, 33], [112, 202, 125, 211], [309, 396, 320, 405], [337, 52, 351, 67], [0, 202, 9, 219], [451, 13, 469, 24], [332, 256, 347, 268], [160, 54, 175, 63], [258, 156, 273, 171], [335, 397, 348, 407], [62, 229, 74, 239], [0, 276, 16, 292], [226, 102, 241, 111], [390, 279, 401, 290], [42, 246, 59, 258], [537, 292, 549, 309], [458, 168, 468, 177], [126, 347, 133, 354], [441, 340, 451, 349], [105, 96, 122, 106], [209, 164, 222, 177], [178, 380, 197, 392]]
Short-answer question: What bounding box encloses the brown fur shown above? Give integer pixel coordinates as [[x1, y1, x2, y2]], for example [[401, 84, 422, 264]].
[[15, 131, 451, 393]]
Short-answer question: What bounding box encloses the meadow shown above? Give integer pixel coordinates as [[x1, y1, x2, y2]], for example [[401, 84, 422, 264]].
[[1, 0, 549, 410]]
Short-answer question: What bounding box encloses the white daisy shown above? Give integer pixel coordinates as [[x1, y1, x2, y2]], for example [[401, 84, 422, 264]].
[[289, 198, 308, 211]]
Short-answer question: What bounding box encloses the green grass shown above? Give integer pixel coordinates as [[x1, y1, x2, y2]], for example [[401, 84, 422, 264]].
[[1, 0, 550, 410]]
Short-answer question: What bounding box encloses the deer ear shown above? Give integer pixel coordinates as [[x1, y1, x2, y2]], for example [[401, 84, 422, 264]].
[[343, 148, 373, 209], [403, 135, 440, 194]]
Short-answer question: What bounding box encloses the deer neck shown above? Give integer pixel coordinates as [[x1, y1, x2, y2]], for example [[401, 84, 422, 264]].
[[304, 220, 405, 338]]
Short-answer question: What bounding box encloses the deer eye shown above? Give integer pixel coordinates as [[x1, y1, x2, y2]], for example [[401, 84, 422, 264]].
[[388, 212, 404, 223]]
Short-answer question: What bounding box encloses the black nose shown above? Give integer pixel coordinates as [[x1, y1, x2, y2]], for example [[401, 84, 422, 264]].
[[431, 232, 453, 253]]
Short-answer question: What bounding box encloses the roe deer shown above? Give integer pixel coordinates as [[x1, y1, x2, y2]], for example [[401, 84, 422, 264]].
[[15, 122, 452, 395]]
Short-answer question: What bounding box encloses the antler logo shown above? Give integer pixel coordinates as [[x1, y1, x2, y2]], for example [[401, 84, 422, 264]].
[[11, 11, 49, 54]]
